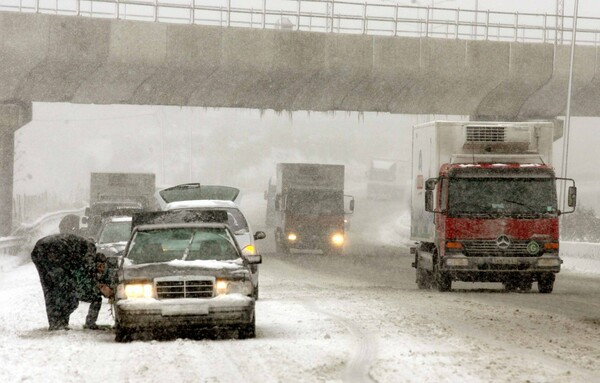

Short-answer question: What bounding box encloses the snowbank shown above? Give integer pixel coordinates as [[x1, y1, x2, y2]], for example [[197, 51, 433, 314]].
[[560, 241, 600, 275]]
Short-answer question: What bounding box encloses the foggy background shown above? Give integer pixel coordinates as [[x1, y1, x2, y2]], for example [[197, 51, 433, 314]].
[[13, 104, 600, 211]]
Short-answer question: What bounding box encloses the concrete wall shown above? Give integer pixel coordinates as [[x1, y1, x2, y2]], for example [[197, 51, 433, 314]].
[[1, 12, 600, 118]]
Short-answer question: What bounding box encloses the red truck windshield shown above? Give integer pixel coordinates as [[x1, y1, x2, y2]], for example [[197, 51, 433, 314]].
[[447, 177, 557, 217]]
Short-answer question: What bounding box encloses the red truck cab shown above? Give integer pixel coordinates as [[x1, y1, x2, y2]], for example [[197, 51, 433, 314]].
[[411, 121, 576, 293]]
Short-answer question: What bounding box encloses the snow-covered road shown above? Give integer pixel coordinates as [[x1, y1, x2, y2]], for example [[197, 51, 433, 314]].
[[1, 239, 599, 382], [1, 196, 599, 383]]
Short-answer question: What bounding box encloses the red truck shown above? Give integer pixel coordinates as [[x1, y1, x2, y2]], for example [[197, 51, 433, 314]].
[[411, 121, 576, 293]]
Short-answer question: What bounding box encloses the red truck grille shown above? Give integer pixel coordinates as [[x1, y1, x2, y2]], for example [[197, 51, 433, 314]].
[[462, 240, 540, 257]]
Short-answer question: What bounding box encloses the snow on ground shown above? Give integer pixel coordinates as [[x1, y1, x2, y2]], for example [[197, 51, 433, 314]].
[[1, 203, 599, 382]]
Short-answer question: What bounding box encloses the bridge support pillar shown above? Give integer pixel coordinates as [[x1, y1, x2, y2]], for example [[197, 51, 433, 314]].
[[0, 102, 32, 236]]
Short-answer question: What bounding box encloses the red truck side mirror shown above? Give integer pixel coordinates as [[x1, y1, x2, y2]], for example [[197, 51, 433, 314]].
[[425, 190, 434, 212], [568, 186, 577, 208]]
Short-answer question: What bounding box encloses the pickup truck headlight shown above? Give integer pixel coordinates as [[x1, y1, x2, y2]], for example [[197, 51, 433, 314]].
[[215, 279, 253, 296], [123, 283, 154, 299]]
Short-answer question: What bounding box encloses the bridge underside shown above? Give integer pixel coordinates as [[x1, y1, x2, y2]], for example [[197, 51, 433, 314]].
[[1, 12, 600, 118]]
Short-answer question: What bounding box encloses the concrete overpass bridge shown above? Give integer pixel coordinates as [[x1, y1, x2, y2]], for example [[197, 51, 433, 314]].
[[1, 0, 600, 233]]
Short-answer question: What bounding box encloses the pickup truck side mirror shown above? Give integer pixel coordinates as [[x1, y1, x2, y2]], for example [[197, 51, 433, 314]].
[[254, 231, 266, 240]]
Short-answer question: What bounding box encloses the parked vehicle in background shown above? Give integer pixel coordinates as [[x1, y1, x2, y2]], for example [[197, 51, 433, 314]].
[[95, 215, 132, 269], [155, 184, 265, 299], [154, 183, 240, 210], [366, 159, 409, 201], [83, 172, 155, 237], [272, 163, 354, 255], [113, 210, 261, 342], [411, 121, 576, 293]]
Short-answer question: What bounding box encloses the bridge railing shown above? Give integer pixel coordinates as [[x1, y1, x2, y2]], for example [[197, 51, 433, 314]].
[[1, 0, 599, 45]]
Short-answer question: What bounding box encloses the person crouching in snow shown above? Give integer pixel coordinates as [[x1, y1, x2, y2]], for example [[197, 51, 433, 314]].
[[31, 217, 96, 331], [74, 252, 115, 330]]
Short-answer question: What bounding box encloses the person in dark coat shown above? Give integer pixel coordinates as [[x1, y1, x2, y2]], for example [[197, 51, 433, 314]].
[[74, 252, 115, 330], [30, 216, 96, 331]]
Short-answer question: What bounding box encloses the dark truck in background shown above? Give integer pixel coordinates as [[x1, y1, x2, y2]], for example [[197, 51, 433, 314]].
[[271, 163, 354, 255], [83, 172, 156, 237]]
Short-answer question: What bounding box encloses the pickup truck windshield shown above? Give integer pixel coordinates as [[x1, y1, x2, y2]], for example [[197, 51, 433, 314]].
[[127, 227, 239, 265], [448, 177, 557, 216]]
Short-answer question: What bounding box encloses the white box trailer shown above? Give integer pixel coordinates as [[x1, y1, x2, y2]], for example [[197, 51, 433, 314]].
[[410, 121, 555, 243]]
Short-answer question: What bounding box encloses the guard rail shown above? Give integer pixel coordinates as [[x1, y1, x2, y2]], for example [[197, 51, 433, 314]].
[[0, 0, 599, 45], [0, 208, 85, 256]]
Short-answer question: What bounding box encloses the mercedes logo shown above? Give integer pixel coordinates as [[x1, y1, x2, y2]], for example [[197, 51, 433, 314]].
[[496, 235, 511, 250]]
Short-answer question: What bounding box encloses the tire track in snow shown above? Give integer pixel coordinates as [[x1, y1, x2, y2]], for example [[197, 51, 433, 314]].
[[300, 298, 378, 383]]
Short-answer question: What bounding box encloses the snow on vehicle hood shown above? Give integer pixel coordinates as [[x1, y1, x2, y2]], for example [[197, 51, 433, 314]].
[[121, 259, 250, 281]]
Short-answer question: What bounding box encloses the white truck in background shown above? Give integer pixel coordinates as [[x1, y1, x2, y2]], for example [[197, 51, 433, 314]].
[[366, 159, 409, 201]]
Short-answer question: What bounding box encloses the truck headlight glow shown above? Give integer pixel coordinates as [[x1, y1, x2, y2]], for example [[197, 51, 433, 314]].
[[287, 233, 298, 242], [124, 283, 154, 299], [331, 233, 344, 246], [215, 279, 253, 296], [242, 245, 255, 255]]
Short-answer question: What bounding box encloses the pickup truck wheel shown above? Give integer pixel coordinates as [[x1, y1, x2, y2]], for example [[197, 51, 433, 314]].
[[538, 273, 555, 294]]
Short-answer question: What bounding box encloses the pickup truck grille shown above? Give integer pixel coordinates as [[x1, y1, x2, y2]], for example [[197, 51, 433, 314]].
[[155, 280, 214, 299], [462, 240, 540, 257]]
